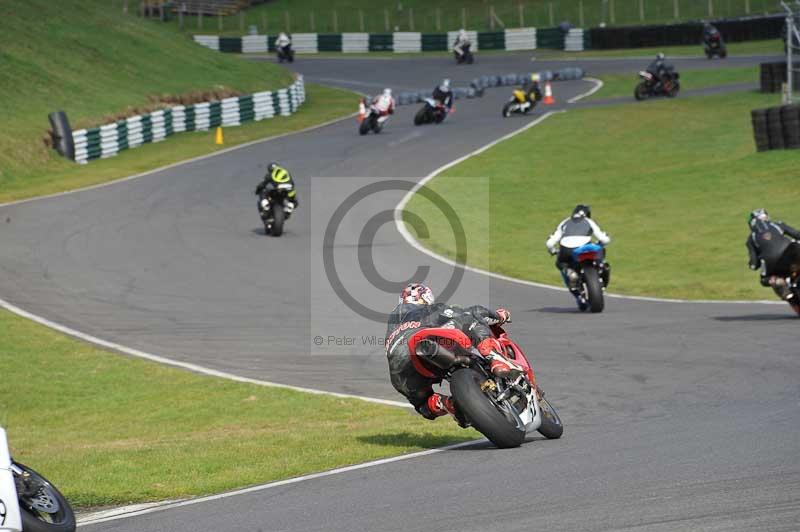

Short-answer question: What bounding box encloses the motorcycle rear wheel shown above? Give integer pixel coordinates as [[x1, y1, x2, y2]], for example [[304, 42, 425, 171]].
[[537, 396, 564, 439], [583, 266, 605, 313], [451, 368, 525, 448], [15, 462, 76, 532]]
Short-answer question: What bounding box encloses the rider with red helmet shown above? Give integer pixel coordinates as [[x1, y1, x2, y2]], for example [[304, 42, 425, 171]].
[[385, 283, 522, 420]]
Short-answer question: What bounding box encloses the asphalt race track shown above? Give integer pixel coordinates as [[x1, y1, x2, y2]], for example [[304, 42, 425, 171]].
[[1, 52, 798, 531]]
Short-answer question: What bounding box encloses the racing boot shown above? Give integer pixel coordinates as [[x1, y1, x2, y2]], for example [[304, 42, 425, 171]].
[[426, 393, 456, 418], [769, 276, 793, 301], [477, 338, 524, 378]]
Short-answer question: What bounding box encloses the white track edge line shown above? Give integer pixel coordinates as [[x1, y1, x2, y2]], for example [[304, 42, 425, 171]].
[[0, 112, 358, 209], [568, 77, 604, 103], [0, 297, 412, 408], [76, 439, 482, 526], [393, 108, 779, 306]]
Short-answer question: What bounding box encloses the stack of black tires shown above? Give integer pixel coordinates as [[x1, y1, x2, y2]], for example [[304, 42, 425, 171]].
[[751, 105, 800, 151], [760, 62, 800, 93]]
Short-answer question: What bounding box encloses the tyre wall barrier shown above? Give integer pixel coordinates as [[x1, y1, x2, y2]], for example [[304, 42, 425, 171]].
[[48, 110, 75, 161], [588, 14, 784, 49], [751, 104, 800, 152], [760, 62, 800, 93], [70, 77, 306, 164]]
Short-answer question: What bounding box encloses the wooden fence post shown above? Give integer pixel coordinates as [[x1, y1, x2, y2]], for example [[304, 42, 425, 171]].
[[436, 8, 441, 31], [198, 10, 203, 29], [239, 10, 245, 32], [673, 0, 679, 19], [384, 8, 389, 31], [284, 10, 290, 32], [548, 2, 554, 26], [409, 7, 414, 31], [461, 7, 467, 29], [262, 11, 267, 33], [518, 4, 524, 27], [489, 5, 495, 30], [332, 10, 338, 32], [708, 0, 713, 17], [744, 0, 750, 14], [639, 0, 644, 21], [579, 0, 584, 27], [359, 10, 365, 32], [218, 10, 222, 31], [309, 11, 315, 32], [123, 0, 128, 14], [610, 0, 615, 24]]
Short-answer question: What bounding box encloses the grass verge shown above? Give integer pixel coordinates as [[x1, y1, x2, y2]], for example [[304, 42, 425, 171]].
[[590, 65, 758, 99], [0, 0, 356, 203], [0, 308, 474, 509], [403, 90, 799, 300]]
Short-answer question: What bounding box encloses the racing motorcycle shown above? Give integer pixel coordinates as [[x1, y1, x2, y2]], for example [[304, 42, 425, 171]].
[[454, 43, 474, 64], [256, 185, 294, 237], [358, 98, 389, 135], [276, 44, 294, 63], [634, 69, 680, 100], [408, 325, 563, 448], [414, 98, 451, 126], [704, 33, 727, 59], [761, 242, 800, 316], [502, 88, 537, 117], [0, 427, 76, 532], [557, 236, 610, 313]]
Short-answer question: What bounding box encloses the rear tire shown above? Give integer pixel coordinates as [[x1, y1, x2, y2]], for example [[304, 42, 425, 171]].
[[270, 205, 285, 237], [414, 107, 427, 126], [634, 83, 649, 101], [537, 396, 564, 439], [583, 266, 605, 313], [450, 368, 526, 449]]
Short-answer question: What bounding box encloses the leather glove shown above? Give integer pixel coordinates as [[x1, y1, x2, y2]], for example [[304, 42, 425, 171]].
[[548, 247, 557, 256], [496, 308, 511, 324]]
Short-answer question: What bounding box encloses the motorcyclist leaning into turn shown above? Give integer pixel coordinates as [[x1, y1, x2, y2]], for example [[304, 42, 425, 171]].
[[746, 208, 800, 302], [385, 283, 528, 420], [646, 52, 673, 90], [371, 88, 396, 116], [522, 73, 543, 104], [546, 204, 611, 298], [432, 78, 454, 110], [255, 162, 298, 214], [275, 32, 291, 52], [453, 28, 471, 58]]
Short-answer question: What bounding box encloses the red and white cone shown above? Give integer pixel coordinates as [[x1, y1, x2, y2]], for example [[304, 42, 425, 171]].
[[543, 81, 555, 105], [357, 99, 366, 122]]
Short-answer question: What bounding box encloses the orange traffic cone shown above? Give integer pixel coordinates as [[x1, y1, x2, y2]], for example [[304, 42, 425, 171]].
[[357, 98, 366, 123], [543, 81, 555, 105], [215, 126, 224, 145]]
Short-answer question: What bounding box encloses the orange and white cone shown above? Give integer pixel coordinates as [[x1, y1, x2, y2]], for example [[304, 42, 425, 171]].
[[357, 99, 366, 123], [543, 81, 555, 105]]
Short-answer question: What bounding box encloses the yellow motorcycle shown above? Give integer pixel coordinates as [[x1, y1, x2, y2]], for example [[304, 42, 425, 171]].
[[502, 88, 537, 117]]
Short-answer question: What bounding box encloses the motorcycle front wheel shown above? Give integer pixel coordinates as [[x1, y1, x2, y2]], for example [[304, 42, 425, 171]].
[[537, 396, 564, 439], [15, 462, 76, 532], [634, 83, 649, 101], [359, 118, 371, 135], [502, 101, 516, 118], [451, 368, 525, 448], [414, 107, 428, 125], [270, 204, 285, 237]]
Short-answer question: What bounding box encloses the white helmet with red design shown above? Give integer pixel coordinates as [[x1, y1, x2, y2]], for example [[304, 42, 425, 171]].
[[399, 283, 435, 306]]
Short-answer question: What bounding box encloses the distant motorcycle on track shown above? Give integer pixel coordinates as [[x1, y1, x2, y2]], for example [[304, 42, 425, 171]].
[[502, 88, 538, 117], [0, 427, 76, 532], [358, 98, 390, 135], [414, 98, 451, 125], [408, 325, 563, 448], [634, 69, 680, 100]]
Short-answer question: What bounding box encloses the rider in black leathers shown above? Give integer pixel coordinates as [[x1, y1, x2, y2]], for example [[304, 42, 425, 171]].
[[385, 284, 521, 420], [646, 53, 673, 91], [432, 79, 454, 110], [746, 208, 800, 301], [255, 162, 298, 215]]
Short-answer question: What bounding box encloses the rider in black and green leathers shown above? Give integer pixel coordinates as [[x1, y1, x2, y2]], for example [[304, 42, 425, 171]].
[[255, 162, 298, 212]]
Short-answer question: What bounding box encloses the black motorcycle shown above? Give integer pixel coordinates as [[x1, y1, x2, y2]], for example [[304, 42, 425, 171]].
[[704, 33, 727, 59], [414, 98, 450, 125], [256, 186, 293, 237], [635, 68, 680, 100], [276, 44, 294, 63], [454, 43, 474, 64]]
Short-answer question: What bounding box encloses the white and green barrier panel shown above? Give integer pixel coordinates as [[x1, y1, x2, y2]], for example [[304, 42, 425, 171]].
[[192, 27, 586, 53], [72, 77, 306, 164]]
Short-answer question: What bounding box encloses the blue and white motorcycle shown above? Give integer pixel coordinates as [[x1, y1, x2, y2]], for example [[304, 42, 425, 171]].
[[0, 427, 75, 532]]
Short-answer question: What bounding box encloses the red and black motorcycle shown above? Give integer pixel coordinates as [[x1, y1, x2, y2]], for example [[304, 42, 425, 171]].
[[634, 69, 680, 100], [407, 325, 563, 448]]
